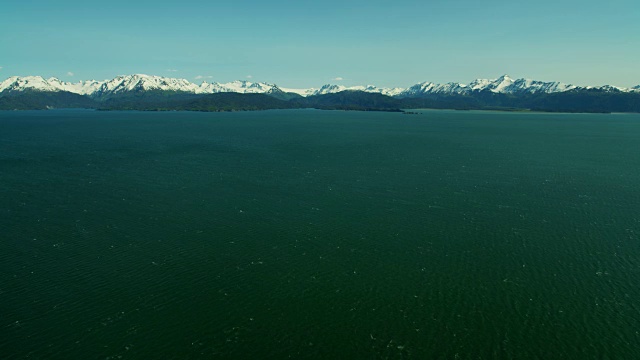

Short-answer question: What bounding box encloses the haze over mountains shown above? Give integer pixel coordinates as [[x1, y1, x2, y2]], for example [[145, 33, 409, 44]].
[[1, 74, 639, 113], [2, 74, 639, 99]]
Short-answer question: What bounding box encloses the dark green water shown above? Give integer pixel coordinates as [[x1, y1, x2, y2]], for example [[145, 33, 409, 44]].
[[1, 109, 639, 359]]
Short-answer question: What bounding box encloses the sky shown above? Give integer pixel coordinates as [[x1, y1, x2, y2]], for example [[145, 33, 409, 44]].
[[1, 0, 639, 88]]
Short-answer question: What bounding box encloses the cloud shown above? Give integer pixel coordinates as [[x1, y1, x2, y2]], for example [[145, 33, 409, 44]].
[[0, 66, 3, 70], [332, 77, 344, 81], [67, 72, 74, 76], [195, 75, 213, 80], [166, 69, 178, 72], [246, 75, 253, 79]]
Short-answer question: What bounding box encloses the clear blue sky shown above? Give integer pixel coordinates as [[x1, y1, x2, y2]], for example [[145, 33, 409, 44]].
[[1, 0, 639, 88]]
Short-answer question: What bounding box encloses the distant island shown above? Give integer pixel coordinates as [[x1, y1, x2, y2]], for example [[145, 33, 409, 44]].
[[1, 74, 639, 113]]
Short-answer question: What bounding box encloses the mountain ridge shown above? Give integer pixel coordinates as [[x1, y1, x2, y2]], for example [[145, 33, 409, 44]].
[[2, 74, 639, 99], [2, 74, 640, 113]]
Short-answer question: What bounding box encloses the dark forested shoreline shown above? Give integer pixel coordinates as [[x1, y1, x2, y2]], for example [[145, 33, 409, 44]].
[[2, 88, 639, 113]]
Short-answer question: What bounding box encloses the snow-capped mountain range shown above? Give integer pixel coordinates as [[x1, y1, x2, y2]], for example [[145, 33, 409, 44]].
[[1, 74, 639, 99]]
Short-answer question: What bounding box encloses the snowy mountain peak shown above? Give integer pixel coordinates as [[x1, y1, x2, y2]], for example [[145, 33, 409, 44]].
[[588, 84, 625, 92], [199, 80, 281, 94], [300, 83, 405, 97], [491, 75, 515, 92], [0, 76, 106, 95], [314, 84, 347, 95], [467, 74, 517, 93], [402, 81, 469, 96], [0, 76, 58, 93], [93, 74, 203, 96], [443, 75, 581, 95]]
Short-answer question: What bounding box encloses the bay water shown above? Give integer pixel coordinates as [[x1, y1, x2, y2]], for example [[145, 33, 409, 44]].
[[1, 109, 639, 359]]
